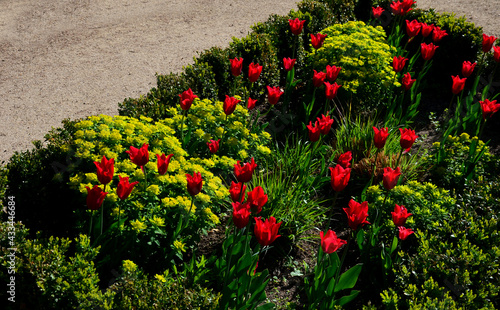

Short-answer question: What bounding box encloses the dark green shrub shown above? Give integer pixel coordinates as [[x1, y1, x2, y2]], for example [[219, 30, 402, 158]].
[[4, 121, 81, 238]]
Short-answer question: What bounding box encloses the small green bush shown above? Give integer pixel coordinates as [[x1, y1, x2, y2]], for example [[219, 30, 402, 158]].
[[308, 21, 397, 109]]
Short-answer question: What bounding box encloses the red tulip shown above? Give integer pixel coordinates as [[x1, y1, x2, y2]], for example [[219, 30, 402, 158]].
[[232, 202, 251, 229], [126, 143, 149, 168], [230, 57, 244, 77], [320, 230, 347, 254], [207, 139, 220, 154], [401, 0, 415, 13], [254, 216, 282, 246], [326, 65, 341, 82], [229, 181, 246, 203], [186, 172, 203, 196], [399, 128, 418, 149], [247, 97, 257, 110], [421, 42, 438, 61], [372, 6, 384, 19], [432, 27, 448, 43], [390, 1, 404, 16], [482, 34, 497, 53], [117, 176, 139, 200], [420, 23, 434, 38], [451, 75, 467, 95], [401, 72, 416, 91], [156, 153, 173, 175], [337, 151, 352, 169], [480, 99, 500, 119], [234, 158, 258, 183], [405, 19, 421, 38], [86, 185, 108, 211], [94, 155, 114, 185], [289, 18, 306, 36], [307, 120, 321, 142], [343, 199, 370, 230], [246, 186, 268, 214], [383, 167, 401, 190], [398, 226, 414, 240], [283, 57, 296, 72], [461, 61, 476, 77], [373, 127, 390, 149], [324, 82, 341, 100], [392, 204, 412, 227], [223, 95, 241, 116], [317, 114, 334, 135], [493, 46, 500, 63], [248, 62, 263, 82], [179, 88, 198, 111], [311, 33, 327, 49], [393, 56, 408, 73], [330, 164, 351, 192], [313, 70, 326, 88], [266, 86, 284, 106]]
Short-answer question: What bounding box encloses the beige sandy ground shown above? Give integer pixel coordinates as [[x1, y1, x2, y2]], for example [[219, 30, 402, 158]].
[[0, 0, 498, 163]]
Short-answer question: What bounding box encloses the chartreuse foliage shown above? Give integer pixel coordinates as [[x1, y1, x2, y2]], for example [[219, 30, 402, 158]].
[[308, 21, 397, 109]]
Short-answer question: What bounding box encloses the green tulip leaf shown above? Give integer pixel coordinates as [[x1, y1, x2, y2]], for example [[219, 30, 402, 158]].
[[334, 264, 362, 293]]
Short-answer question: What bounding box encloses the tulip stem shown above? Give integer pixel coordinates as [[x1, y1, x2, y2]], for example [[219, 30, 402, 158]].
[[332, 233, 351, 300], [185, 196, 195, 225], [369, 149, 381, 187], [180, 110, 187, 147], [324, 191, 340, 232], [394, 149, 404, 170], [100, 184, 107, 236]]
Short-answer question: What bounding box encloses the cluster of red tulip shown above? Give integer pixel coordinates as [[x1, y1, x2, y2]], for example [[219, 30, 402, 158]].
[[307, 114, 334, 142], [229, 158, 281, 247]]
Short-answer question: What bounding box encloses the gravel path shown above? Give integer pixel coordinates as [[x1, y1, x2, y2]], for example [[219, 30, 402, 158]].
[[0, 0, 497, 163]]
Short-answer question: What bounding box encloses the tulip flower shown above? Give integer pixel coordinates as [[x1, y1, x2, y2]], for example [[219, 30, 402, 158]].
[[247, 97, 257, 110], [230, 57, 244, 77], [86, 185, 108, 211], [232, 202, 251, 229], [311, 33, 327, 49], [343, 199, 370, 230], [420, 23, 434, 38], [317, 114, 334, 135], [482, 34, 497, 53], [399, 128, 418, 149], [401, 72, 416, 91], [283, 57, 296, 72], [186, 172, 203, 196], [248, 62, 263, 83], [432, 27, 448, 43], [372, 6, 384, 19], [126, 144, 149, 168], [179, 88, 198, 111], [223, 95, 241, 116], [398, 226, 414, 240], [254, 216, 282, 246], [326, 65, 342, 82], [337, 151, 352, 169], [383, 167, 401, 190], [156, 153, 173, 175], [94, 155, 114, 185], [229, 181, 246, 203], [329, 165, 351, 192], [266, 86, 284, 106], [234, 158, 258, 183], [421, 42, 438, 61], [289, 18, 306, 36], [393, 56, 408, 73], [493, 46, 500, 63], [313, 70, 326, 88], [307, 120, 321, 142], [207, 139, 220, 154], [247, 186, 268, 214], [320, 230, 347, 254], [480, 99, 500, 120], [392, 204, 412, 227], [461, 61, 476, 78], [373, 127, 390, 149], [405, 19, 421, 38], [401, 0, 415, 13], [451, 75, 467, 95], [390, 1, 404, 16], [117, 176, 139, 200], [324, 82, 341, 100]]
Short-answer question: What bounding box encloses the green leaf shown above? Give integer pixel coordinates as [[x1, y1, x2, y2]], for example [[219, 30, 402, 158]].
[[256, 303, 275, 310], [334, 264, 362, 293], [336, 290, 360, 306], [390, 236, 398, 255]]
